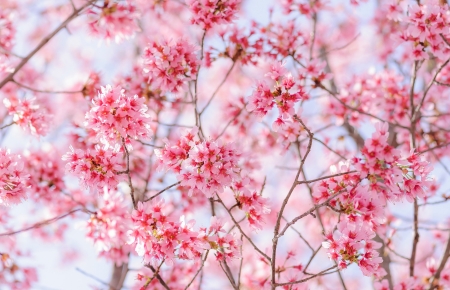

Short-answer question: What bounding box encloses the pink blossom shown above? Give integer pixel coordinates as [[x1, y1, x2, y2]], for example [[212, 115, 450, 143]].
[[186, 0, 240, 30], [143, 39, 200, 93], [62, 144, 125, 192], [87, 0, 140, 43], [3, 96, 52, 136], [85, 85, 152, 148], [85, 189, 131, 264], [0, 149, 29, 206]]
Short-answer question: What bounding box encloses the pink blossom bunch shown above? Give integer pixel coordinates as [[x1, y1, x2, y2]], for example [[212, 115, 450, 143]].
[[0, 9, 14, 51], [323, 220, 385, 278], [23, 149, 65, 202], [143, 39, 200, 93], [205, 25, 263, 66], [85, 189, 131, 264], [328, 71, 409, 127], [186, 0, 240, 30], [62, 144, 125, 192], [234, 187, 271, 230], [128, 200, 241, 267], [281, 0, 325, 17], [0, 149, 29, 206], [133, 260, 201, 290], [82, 72, 102, 100], [260, 21, 307, 58], [85, 85, 152, 148], [248, 64, 308, 145], [156, 128, 243, 197], [403, 2, 450, 60], [3, 96, 52, 136], [248, 65, 307, 120], [0, 253, 38, 290], [353, 123, 432, 202], [87, 0, 140, 43]]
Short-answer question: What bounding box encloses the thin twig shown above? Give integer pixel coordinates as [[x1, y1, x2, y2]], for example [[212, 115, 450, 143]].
[[0, 0, 96, 89], [0, 209, 83, 237], [76, 268, 123, 290], [275, 265, 337, 287], [200, 61, 236, 115], [122, 138, 136, 209], [12, 80, 82, 94], [271, 116, 313, 289], [216, 194, 271, 262], [185, 251, 209, 290], [144, 181, 181, 202]]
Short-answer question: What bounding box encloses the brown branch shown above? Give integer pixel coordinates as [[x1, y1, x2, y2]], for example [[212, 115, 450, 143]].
[[275, 265, 337, 287], [271, 116, 313, 289], [200, 61, 236, 115], [0, 0, 96, 89], [277, 190, 346, 238], [76, 268, 124, 290], [0, 209, 83, 237], [122, 138, 136, 209], [185, 251, 209, 290], [147, 265, 170, 290], [144, 181, 181, 202], [216, 194, 271, 262], [0, 122, 15, 130], [12, 80, 82, 94], [412, 58, 450, 122]]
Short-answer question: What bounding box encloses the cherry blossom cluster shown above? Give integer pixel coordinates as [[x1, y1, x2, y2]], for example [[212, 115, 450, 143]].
[[0, 9, 14, 51], [327, 71, 409, 127], [128, 200, 241, 267], [87, 0, 140, 43], [85, 85, 152, 148], [186, 0, 240, 30], [374, 273, 450, 290], [62, 144, 125, 192], [353, 123, 432, 203], [143, 39, 199, 93], [0, 149, 29, 206], [85, 189, 131, 264], [248, 63, 308, 144], [205, 25, 263, 66], [317, 123, 433, 280], [260, 20, 307, 59], [282, 0, 324, 17], [0, 252, 38, 289], [156, 128, 270, 229], [401, 2, 450, 60], [155, 127, 242, 197], [81, 72, 102, 100], [3, 96, 52, 136], [233, 186, 271, 230], [133, 260, 201, 290], [323, 220, 385, 278], [23, 149, 65, 202]]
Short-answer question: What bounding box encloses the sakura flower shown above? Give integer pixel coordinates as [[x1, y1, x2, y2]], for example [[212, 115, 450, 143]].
[[87, 0, 140, 43], [85, 85, 152, 148], [0, 149, 29, 206], [186, 0, 241, 30], [0, 9, 15, 51], [143, 39, 199, 93], [323, 220, 384, 278], [156, 130, 244, 198], [85, 189, 131, 264], [62, 144, 125, 192], [3, 95, 52, 136]]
